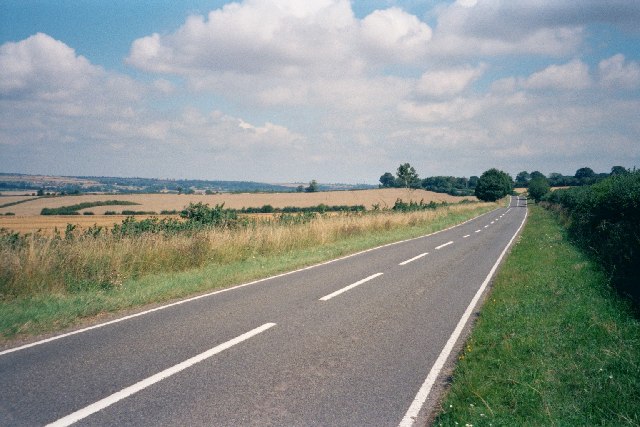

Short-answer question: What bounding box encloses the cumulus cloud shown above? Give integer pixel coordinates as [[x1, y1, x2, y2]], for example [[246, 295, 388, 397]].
[[599, 54, 640, 89], [523, 60, 592, 90], [127, 0, 432, 84], [416, 64, 485, 97], [0, 33, 101, 97], [359, 7, 432, 63], [0, 33, 306, 179]]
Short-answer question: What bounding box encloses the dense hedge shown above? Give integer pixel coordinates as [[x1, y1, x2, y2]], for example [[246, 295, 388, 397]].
[[41, 200, 139, 215], [542, 171, 640, 304]]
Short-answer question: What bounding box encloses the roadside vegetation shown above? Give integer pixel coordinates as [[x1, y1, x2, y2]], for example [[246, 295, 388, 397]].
[[541, 169, 640, 304], [435, 205, 639, 426], [0, 200, 496, 341]]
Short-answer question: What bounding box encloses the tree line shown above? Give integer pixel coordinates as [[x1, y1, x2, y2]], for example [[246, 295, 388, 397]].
[[379, 163, 512, 201], [380, 163, 632, 203], [379, 163, 479, 196]]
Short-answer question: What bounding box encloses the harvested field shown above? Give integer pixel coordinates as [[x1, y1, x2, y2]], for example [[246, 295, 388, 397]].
[[0, 195, 39, 208], [0, 215, 174, 235], [0, 188, 474, 216], [0, 189, 476, 235]]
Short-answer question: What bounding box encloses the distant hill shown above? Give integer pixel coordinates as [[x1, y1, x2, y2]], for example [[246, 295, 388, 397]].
[[0, 173, 375, 194]]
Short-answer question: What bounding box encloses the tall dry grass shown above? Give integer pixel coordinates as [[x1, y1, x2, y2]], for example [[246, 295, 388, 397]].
[[0, 204, 492, 299]]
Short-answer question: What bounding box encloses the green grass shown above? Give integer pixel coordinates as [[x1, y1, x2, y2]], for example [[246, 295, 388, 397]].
[[0, 205, 496, 342], [435, 205, 640, 426]]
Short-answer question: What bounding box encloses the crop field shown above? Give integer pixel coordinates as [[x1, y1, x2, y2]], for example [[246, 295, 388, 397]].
[[0, 195, 38, 207], [0, 189, 474, 234]]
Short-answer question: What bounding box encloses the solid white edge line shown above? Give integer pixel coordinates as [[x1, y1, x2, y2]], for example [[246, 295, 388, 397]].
[[46, 323, 276, 427], [319, 273, 383, 301], [398, 206, 528, 427], [435, 241, 453, 250], [399, 252, 429, 266], [2, 208, 500, 357]]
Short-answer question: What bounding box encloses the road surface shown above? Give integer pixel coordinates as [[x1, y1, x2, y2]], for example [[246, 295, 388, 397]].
[[0, 196, 527, 426]]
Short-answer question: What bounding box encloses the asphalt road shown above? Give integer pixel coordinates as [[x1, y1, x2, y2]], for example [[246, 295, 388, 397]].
[[0, 196, 527, 426]]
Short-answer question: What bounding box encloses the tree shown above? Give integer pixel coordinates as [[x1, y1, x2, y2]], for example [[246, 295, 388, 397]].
[[296, 185, 304, 192], [396, 163, 420, 189], [515, 171, 530, 187], [575, 167, 595, 185], [379, 172, 396, 188], [528, 176, 550, 203], [611, 166, 628, 176], [305, 180, 318, 193], [530, 171, 546, 181], [548, 172, 564, 187], [475, 168, 513, 202]]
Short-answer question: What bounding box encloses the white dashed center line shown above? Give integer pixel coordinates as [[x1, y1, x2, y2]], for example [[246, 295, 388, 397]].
[[319, 273, 384, 301], [399, 252, 429, 266], [435, 241, 454, 250]]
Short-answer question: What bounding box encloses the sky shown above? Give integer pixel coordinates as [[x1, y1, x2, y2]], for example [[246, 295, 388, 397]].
[[1, 0, 639, 184]]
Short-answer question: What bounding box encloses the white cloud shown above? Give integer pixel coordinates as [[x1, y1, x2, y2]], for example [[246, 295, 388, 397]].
[[523, 60, 592, 90], [599, 54, 640, 89], [416, 64, 485, 97], [428, 1, 585, 57], [127, 0, 433, 86], [0, 33, 101, 97], [359, 7, 432, 63]]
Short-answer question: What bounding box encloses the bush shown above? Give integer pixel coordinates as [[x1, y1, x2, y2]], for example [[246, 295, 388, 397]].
[[542, 171, 640, 304]]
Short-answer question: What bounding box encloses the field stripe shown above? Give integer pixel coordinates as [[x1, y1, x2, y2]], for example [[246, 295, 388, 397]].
[[46, 323, 276, 427], [319, 273, 383, 301], [398, 205, 528, 427]]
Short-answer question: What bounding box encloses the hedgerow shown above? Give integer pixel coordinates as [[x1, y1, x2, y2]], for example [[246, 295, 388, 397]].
[[542, 170, 640, 304]]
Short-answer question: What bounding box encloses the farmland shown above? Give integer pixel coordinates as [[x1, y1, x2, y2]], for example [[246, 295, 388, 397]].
[[0, 188, 474, 234]]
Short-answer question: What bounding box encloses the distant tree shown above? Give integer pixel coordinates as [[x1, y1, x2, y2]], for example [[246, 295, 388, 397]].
[[530, 171, 546, 181], [468, 176, 479, 188], [176, 186, 183, 194], [296, 185, 305, 193], [379, 172, 396, 188], [528, 176, 550, 203], [610, 166, 628, 176], [305, 180, 318, 193], [37, 188, 45, 196], [548, 172, 565, 186], [475, 168, 513, 202], [575, 167, 595, 179], [515, 171, 530, 187], [396, 163, 420, 189]]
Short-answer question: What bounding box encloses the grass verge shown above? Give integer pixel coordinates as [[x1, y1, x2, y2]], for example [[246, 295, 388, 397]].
[[434, 205, 640, 426], [0, 204, 495, 343]]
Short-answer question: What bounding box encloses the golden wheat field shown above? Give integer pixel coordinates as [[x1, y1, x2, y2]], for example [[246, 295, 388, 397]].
[[0, 188, 475, 234]]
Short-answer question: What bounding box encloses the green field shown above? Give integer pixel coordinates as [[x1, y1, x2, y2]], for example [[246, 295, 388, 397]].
[[435, 206, 640, 426]]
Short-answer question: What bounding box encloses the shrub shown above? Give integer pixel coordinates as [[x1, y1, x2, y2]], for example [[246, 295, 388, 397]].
[[542, 171, 640, 303]]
